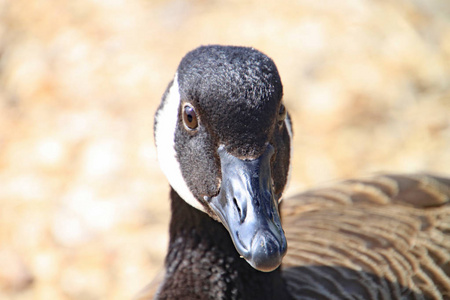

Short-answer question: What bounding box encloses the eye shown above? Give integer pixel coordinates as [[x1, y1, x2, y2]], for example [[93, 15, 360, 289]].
[[182, 104, 198, 130], [277, 104, 286, 125]]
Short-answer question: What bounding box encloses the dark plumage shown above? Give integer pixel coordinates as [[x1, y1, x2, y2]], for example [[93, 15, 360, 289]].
[[140, 45, 450, 300], [155, 189, 292, 300]]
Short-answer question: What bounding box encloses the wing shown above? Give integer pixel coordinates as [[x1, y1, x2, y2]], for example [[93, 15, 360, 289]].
[[281, 173, 450, 300]]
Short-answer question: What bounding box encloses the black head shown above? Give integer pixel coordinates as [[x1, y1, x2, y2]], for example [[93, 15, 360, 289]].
[[154, 45, 292, 272]]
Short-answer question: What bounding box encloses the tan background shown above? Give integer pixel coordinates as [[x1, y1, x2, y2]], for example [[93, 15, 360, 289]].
[[1, 0, 449, 299]]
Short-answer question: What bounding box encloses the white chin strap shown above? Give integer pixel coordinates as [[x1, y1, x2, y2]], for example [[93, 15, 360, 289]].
[[283, 114, 294, 197], [154, 74, 206, 212]]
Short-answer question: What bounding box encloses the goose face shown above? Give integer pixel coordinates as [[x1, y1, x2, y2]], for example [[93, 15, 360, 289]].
[[154, 45, 292, 272]]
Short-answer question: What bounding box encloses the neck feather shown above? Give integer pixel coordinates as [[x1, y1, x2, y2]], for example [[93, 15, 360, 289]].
[[155, 188, 292, 300]]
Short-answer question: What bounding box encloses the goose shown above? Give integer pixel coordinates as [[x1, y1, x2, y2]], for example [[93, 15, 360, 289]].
[[140, 45, 450, 300]]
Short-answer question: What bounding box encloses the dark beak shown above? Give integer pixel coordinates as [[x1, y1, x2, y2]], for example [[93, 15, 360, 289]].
[[209, 144, 287, 272]]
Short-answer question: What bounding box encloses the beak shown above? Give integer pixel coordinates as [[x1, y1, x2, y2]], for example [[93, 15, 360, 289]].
[[209, 144, 287, 272]]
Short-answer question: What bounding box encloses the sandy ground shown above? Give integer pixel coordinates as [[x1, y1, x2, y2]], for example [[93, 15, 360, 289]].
[[0, 0, 449, 299]]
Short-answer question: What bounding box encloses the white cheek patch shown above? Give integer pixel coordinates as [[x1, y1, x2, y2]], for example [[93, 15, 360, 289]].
[[283, 114, 294, 196], [154, 74, 206, 213]]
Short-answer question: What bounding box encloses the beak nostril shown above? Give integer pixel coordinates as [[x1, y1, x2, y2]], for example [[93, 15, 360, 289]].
[[233, 197, 244, 223], [233, 197, 241, 214]]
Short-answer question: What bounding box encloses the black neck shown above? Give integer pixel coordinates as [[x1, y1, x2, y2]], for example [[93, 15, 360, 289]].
[[156, 188, 292, 300]]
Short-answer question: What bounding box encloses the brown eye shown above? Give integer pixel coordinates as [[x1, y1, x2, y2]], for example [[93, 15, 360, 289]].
[[183, 104, 198, 130], [277, 104, 286, 124]]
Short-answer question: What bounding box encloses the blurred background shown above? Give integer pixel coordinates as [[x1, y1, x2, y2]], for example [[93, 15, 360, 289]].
[[0, 0, 449, 299]]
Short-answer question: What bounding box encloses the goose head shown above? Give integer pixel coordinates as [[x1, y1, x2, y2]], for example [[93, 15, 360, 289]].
[[154, 45, 292, 272]]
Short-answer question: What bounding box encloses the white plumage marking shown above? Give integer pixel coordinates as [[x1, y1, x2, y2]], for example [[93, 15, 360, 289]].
[[283, 114, 294, 195], [154, 74, 206, 212]]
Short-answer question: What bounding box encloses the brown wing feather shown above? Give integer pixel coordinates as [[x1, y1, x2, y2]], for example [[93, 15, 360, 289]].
[[281, 173, 450, 300]]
